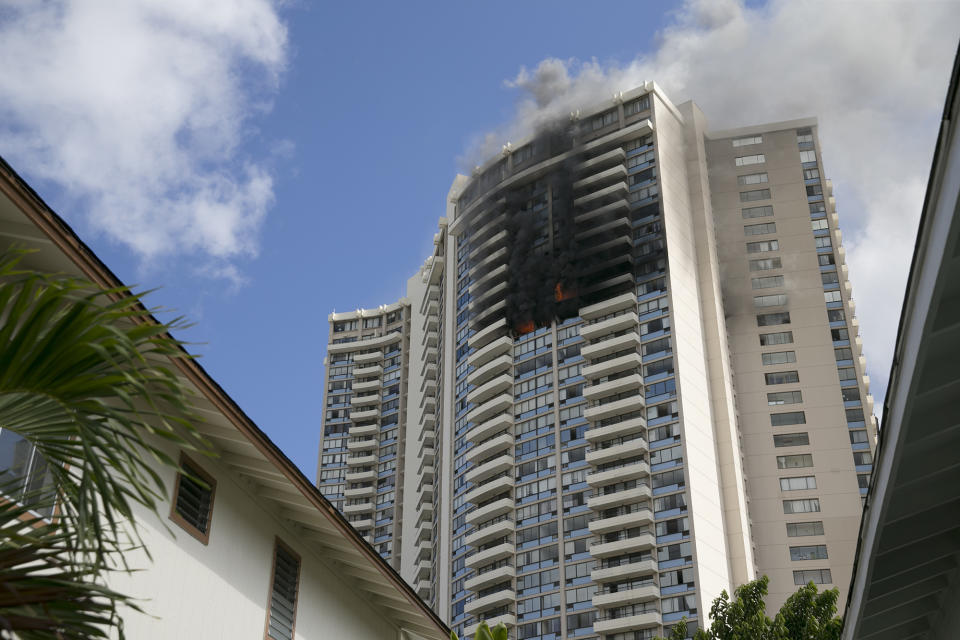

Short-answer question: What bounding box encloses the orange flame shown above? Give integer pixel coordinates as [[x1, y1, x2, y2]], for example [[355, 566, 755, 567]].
[[515, 320, 536, 335], [554, 282, 575, 302]]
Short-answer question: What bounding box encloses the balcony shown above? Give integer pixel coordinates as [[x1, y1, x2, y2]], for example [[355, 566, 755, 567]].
[[588, 460, 650, 487], [573, 180, 628, 209], [466, 496, 514, 526], [469, 318, 508, 350], [590, 530, 657, 557], [346, 453, 377, 467], [351, 379, 380, 393], [593, 610, 661, 634], [465, 541, 514, 569], [464, 614, 516, 637], [470, 281, 508, 311], [344, 469, 375, 483], [582, 333, 641, 360], [350, 408, 379, 422], [465, 565, 515, 592], [581, 311, 639, 341], [350, 392, 380, 406], [589, 507, 655, 535], [469, 264, 507, 296], [580, 292, 637, 320], [342, 501, 373, 515], [353, 364, 382, 378], [463, 474, 514, 505], [349, 424, 378, 437], [465, 453, 514, 484], [582, 352, 642, 379], [593, 584, 660, 609], [584, 394, 646, 423], [588, 485, 651, 511], [343, 485, 375, 499], [467, 373, 513, 405], [575, 198, 630, 226], [586, 438, 649, 466], [584, 374, 643, 401], [415, 562, 432, 581], [465, 518, 515, 547], [573, 164, 628, 191], [465, 432, 513, 464], [466, 412, 513, 444], [576, 147, 626, 173], [346, 438, 377, 452], [468, 353, 513, 387], [353, 350, 382, 365], [466, 392, 513, 425], [465, 588, 516, 615], [591, 557, 658, 583], [348, 518, 374, 530], [468, 335, 513, 368], [585, 416, 647, 442]]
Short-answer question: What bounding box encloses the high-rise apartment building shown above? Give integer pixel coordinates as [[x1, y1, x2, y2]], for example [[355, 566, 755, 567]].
[[317, 82, 877, 640], [318, 301, 411, 570]]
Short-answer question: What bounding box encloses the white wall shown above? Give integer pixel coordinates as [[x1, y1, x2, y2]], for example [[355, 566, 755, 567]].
[[109, 439, 403, 640]]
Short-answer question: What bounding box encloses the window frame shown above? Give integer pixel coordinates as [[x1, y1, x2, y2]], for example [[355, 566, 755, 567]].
[[168, 451, 217, 545]]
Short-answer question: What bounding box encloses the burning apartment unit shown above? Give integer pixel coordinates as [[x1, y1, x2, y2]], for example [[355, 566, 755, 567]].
[[318, 82, 876, 640]]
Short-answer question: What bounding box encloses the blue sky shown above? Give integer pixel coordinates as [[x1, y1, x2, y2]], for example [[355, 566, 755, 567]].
[[0, 0, 957, 479]]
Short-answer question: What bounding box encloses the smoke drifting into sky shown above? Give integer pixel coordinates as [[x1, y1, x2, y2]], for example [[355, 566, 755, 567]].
[[468, 0, 959, 410], [0, 0, 287, 284]]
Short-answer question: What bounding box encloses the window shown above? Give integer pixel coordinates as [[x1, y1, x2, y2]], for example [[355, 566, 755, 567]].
[[824, 291, 842, 303], [755, 294, 788, 307], [747, 240, 779, 253], [815, 236, 833, 249], [783, 498, 821, 514], [170, 453, 217, 544], [624, 95, 651, 115], [760, 331, 794, 346], [750, 257, 782, 271], [822, 271, 840, 285], [762, 350, 796, 365], [738, 172, 769, 185], [842, 386, 861, 402], [854, 451, 873, 466], [753, 275, 784, 289], [266, 540, 301, 640], [777, 454, 813, 469], [771, 411, 806, 426], [742, 205, 774, 218], [766, 371, 800, 385], [741, 188, 772, 202], [803, 168, 820, 180], [835, 347, 854, 362], [850, 430, 869, 445], [774, 432, 810, 447], [735, 154, 766, 166], [819, 254, 836, 266], [745, 222, 777, 235], [812, 219, 829, 231], [790, 545, 828, 561], [732, 135, 763, 147], [0, 428, 55, 518], [799, 150, 817, 164], [781, 476, 817, 491], [794, 569, 832, 585], [787, 521, 824, 537], [768, 390, 802, 405], [757, 312, 791, 327]]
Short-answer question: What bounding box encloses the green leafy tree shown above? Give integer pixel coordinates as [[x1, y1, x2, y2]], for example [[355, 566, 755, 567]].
[[451, 620, 509, 640], [657, 575, 842, 640], [0, 249, 208, 637]]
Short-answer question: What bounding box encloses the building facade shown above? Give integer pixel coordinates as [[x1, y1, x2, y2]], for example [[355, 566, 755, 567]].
[[318, 301, 412, 569], [318, 83, 877, 640]]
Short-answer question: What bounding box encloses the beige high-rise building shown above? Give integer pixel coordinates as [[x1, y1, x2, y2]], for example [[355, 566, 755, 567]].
[[317, 83, 876, 639]]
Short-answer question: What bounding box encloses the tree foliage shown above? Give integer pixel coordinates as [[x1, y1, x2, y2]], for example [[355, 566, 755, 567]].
[[451, 621, 509, 640], [656, 575, 842, 640], [0, 249, 209, 637]]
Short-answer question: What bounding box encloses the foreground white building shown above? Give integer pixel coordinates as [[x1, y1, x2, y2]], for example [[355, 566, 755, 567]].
[[0, 157, 450, 640]]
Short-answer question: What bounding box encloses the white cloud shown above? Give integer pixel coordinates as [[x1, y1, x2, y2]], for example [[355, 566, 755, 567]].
[[0, 0, 287, 273], [476, 0, 959, 412]]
